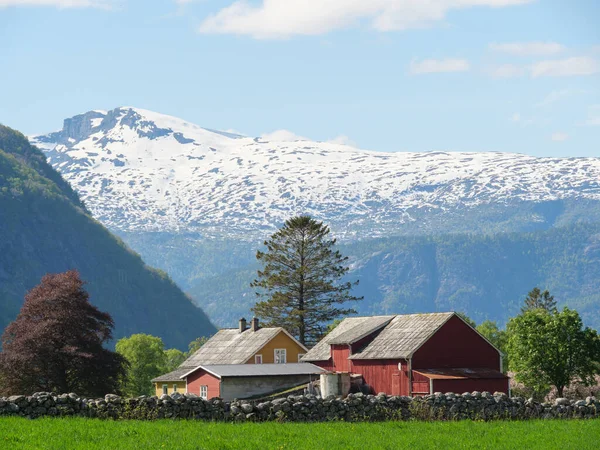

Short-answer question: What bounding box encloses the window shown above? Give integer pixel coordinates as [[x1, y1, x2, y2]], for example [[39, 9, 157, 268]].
[[200, 385, 208, 399], [173, 384, 178, 393], [255, 354, 263, 364], [274, 348, 287, 364], [162, 384, 168, 395], [297, 353, 305, 362]]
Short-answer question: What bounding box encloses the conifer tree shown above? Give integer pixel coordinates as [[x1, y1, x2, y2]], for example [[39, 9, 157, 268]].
[[251, 216, 362, 346], [522, 287, 557, 313]]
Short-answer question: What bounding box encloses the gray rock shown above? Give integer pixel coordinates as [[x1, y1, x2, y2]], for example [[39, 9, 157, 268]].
[[241, 403, 253, 414]]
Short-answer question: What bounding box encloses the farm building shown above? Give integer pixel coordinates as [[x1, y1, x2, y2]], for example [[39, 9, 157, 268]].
[[302, 312, 509, 396], [184, 363, 323, 401], [152, 318, 312, 398]]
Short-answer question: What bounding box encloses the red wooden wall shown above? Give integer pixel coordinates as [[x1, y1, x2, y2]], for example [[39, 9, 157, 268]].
[[351, 359, 408, 395], [186, 369, 221, 399], [412, 315, 500, 370], [433, 377, 509, 394], [411, 371, 431, 395], [331, 345, 351, 372]]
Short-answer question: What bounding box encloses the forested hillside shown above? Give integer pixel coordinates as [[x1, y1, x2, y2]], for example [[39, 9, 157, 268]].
[[187, 223, 600, 329], [0, 125, 216, 349]]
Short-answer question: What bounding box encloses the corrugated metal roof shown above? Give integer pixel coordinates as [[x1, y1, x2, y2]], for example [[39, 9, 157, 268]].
[[192, 363, 325, 378], [301, 316, 394, 361], [349, 312, 454, 360], [181, 327, 283, 366], [151, 367, 195, 382], [414, 368, 508, 380]]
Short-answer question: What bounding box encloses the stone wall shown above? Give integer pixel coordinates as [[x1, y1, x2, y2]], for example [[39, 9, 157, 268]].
[[0, 391, 598, 422]]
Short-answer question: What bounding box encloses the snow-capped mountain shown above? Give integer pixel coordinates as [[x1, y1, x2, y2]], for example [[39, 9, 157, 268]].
[[31, 107, 600, 238]]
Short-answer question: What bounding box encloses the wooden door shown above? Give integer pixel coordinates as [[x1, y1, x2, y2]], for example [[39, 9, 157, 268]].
[[392, 372, 401, 395]]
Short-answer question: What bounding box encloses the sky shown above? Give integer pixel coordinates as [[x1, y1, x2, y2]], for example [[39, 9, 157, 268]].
[[1, 0, 599, 157]]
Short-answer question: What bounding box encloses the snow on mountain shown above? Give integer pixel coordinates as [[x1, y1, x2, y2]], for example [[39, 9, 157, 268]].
[[31, 107, 600, 238]]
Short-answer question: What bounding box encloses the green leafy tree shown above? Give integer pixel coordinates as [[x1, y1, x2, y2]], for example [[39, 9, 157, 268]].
[[251, 215, 362, 346], [476, 320, 509, 372], [456, 312, 477, 328], [116, 334, 166, 397], [186, 336, 209, 357], [507, 308, 600, 398], [163, 348, 186, 372], [522, 287, 556, 313]]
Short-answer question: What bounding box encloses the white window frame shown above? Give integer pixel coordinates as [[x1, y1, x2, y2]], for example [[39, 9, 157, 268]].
[[162, 384, 168, 395], [255, 354, 263, 364], [200, 385, 208, 399], [297, 353, 305, 362], [173, 384, 177, 393], [274, 348, 287, 364]]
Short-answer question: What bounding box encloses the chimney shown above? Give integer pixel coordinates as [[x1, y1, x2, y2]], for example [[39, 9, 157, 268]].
[[251, 317, 259, 332], [239, 318, 247, 333]]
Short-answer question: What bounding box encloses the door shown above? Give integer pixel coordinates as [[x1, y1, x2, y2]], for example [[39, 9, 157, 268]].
[[392, 373, 401, 395]]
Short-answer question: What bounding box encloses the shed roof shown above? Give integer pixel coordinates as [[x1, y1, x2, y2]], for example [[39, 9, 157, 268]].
[[414, 368, 508, 380], [181, 327, 306, 366], [151, 367, 195, 383], [302, 312, 456, 362], [301, 315, 395, 361], [183, 363, 325, 379]]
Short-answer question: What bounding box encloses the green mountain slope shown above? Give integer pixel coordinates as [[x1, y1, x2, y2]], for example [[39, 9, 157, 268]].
[[0, 125, 216, 349], [187, 223, 600, 330]]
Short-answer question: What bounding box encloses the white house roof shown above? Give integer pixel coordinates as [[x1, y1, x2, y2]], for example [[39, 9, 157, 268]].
[[182, 363, 325, 379], [181, 327, 307, 366]]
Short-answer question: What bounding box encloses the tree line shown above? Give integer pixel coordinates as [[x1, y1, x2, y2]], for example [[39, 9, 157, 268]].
[[0, 216, 599, 399]]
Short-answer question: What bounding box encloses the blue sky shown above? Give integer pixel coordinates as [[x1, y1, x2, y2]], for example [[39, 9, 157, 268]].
[[1, 0, 599, 157]]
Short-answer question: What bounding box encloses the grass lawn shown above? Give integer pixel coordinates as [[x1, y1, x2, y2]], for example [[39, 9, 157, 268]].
[[0, 417, 598, 449]]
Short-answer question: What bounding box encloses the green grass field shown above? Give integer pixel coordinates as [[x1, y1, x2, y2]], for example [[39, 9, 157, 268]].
[[1, 418, 598, 450]]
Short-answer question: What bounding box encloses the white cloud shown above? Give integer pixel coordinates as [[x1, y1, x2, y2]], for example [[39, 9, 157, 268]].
[[327, 135, 356, 147], [535, 88, 587, 108], [489, 41, 565, 56], [409, 58, 470, 74], [551, 132, 568, 142], [0, 0, 109, 7], [486, 64, 525, 78], [260, 129, 309, 142], [510, 112, 547, 127], [198, 0, 534, 39], [530, 57, 600, 78]]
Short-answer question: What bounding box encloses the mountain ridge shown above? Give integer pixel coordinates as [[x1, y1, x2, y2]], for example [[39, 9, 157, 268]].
[[0, 124, 216, 349], [31, 106, 600, 239]]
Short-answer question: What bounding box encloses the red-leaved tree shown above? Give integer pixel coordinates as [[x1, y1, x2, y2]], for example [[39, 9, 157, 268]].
[[0, 270, 127, 396]]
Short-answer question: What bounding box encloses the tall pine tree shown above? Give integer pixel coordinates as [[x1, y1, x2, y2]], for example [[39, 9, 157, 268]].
[[251, 216, 362, 346]]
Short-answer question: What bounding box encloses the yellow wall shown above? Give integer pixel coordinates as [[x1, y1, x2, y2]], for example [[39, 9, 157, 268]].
[[246, 330, 306, 364], [154, 380, 186, 396]]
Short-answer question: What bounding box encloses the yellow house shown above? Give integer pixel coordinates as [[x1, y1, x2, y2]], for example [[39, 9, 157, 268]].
[[152, 318, 308, 396], [152, 369, 187, 396]]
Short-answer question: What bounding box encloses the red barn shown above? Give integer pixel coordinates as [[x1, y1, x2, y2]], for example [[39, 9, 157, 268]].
[[302, 312, 508, 396]]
